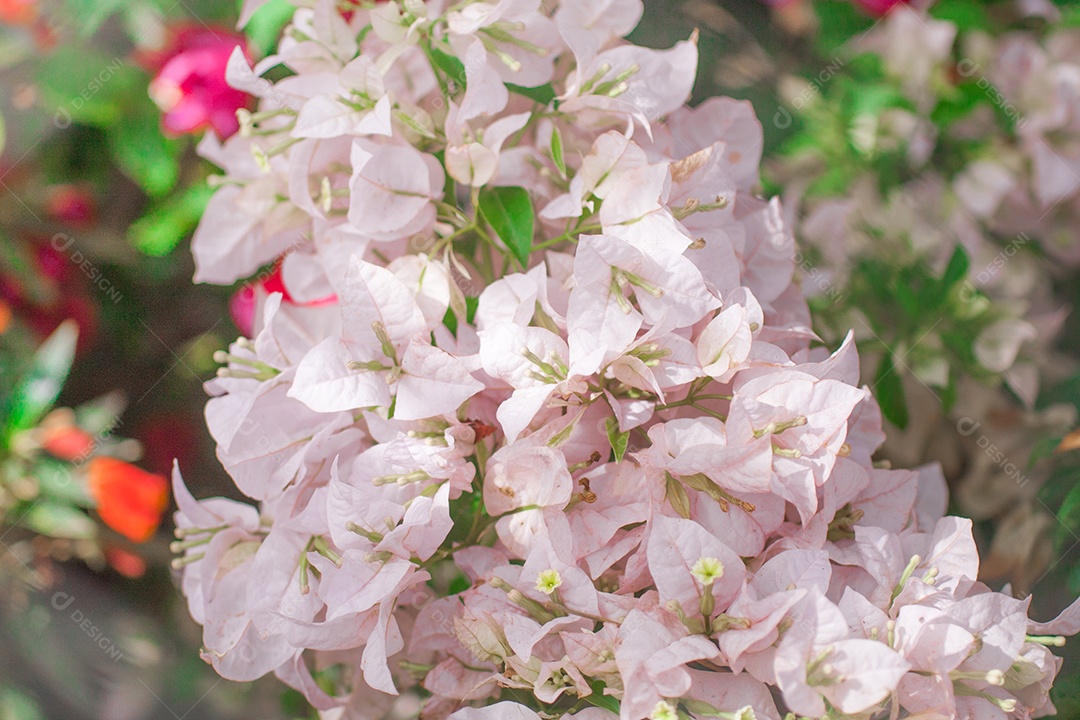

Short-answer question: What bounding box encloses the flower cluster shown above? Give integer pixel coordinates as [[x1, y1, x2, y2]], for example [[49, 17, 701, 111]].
[[770, 0, 1080, 591], [778, 1, 1080, 404], [174, 1, 1079, 718]]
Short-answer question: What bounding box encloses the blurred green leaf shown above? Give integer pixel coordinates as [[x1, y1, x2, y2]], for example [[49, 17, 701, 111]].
[[930, 0, 992, 31], [1028, 434, 1062, 468], [479, 186, 534, 269], [34, 460, 93, 507], [36, 47, 140, 126], [245, 0, 295, 56], [1058, 483, 1080, 542], [60, 0, 129, 36], [74, 392, 126, 436], [5, 321, 79, 440], [932, 82, 987, 128], [848, 85, 907, 120], [0, 687, 44, 720], [0, 239, 55, 305], [109, 99, 181, 197], [130, 182, 215, 255], [1063, 5, 1080, 28], [814, 0, 873, 53], [21, 503, 97, 539], [874, 352, 909, 429], [940, 245, 970, 290], [447, 572, 471, 595]]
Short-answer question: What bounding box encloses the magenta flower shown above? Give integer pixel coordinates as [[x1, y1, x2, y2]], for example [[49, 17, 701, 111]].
[[148, 25, 251, 139], [852, 0, 911, 16]]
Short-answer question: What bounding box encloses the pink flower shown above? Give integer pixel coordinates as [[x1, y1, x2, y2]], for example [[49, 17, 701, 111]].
[[148, 25, 251, 139]]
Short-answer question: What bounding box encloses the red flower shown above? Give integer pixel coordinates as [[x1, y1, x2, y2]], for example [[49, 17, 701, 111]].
[[137, 412, 200, 478], [87, 457, 169, 543], [104, 546, 148, 578], [851, 0, 910, 17], [0, 239, 100, 354], [41, 425, 95, 462], [45, 185, 96, 229], [147, 25, 251, 139]]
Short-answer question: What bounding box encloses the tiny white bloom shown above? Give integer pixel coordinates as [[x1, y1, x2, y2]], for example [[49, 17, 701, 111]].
[[691, 556, 724, 586], [536, 568, 563, 595], [650, 700, 679, 720]]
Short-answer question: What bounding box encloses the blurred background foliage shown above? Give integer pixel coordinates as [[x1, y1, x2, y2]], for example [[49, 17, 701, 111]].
[[1, 0, 1080, 717]]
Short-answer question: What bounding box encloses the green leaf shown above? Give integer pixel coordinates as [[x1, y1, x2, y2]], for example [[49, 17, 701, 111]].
[[109, 99, 181, 197], [895, 281, 920, 318], [585, 680, 621, 713], [814, 0, 873, 53], [1070, 564, 1080, 597], [922, 246, 970, 313], [74, 391, 126, 436], [1028, 434, 1062, 469], [244, 0, 295, 56], [441, 307, 459, 337], [848, 85, 908, 123], [931, 82, 987, 128], [60, 0, 130, 35], [21, 503, 97, 540], [36, 47, 138, 126], [1063, 4, 1080, 28], [550, 126, 566, 176], [506, 82, 556, 106], [604, 417, 629, 463], [479, 186, 535, 269], [940, 245, 970, 290], [5, 321, 79, 438], [939, 371, 957, 413], [0, 239, 55, 305], [0, 688, 44, 720], [428, 45, 467, 88], [130, 182, 215, 255], [874, 352, 909, 429], [447, 572, 471, 595], [1058, 483, 1080, 541], [930, 0, 991, 31], [34, 460, 94, 507]]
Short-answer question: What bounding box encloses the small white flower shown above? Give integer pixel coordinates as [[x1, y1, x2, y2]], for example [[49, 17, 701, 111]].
[[691, 557, 724, 586], [650, 700, 679, 720], [536, 569, 563, 595]]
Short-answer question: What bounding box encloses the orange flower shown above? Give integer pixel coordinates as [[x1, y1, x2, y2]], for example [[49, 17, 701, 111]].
[[0, 0, 35, 25], [0, 301, 10, 335], [87, 457, 169, 543]]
